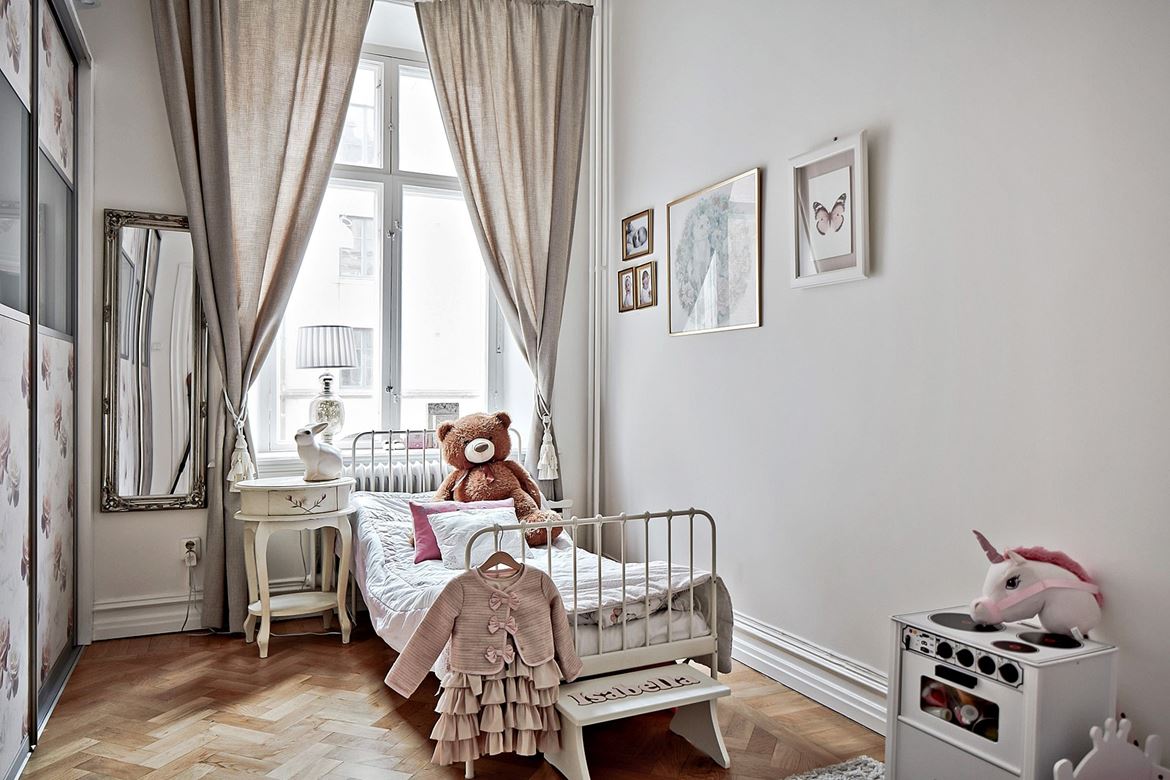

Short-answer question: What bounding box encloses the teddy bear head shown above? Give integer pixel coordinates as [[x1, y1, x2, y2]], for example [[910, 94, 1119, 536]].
[[437, 411, 513, 470]]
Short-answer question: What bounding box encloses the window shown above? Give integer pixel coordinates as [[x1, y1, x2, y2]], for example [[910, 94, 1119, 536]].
[[251, 43, 530, 454], [341, 326, 374, 388], [336, 60, 383, 168], [398, 65, 456, 177], [338, 214, 377, 277]]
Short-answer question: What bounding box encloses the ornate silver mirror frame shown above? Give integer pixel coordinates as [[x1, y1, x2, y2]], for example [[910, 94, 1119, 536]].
[[101, 209, 208, 511]]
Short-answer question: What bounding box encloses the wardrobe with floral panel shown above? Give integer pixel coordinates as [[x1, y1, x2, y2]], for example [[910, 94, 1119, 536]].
[[0, 0, 79, 776]]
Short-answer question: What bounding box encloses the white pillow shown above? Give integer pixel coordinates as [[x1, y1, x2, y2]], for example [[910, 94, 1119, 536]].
[[428, 507, 531, 569]]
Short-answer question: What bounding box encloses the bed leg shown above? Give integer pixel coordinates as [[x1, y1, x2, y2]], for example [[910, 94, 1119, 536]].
[[670, 699, 730, 768], [464, 759, 474, 778]]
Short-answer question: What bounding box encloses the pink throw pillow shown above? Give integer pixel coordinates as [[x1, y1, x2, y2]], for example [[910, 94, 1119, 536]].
[[409, 499, 515, 563]]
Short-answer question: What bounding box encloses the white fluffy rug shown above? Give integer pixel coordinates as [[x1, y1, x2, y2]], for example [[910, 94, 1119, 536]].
[[785, 756, 885, 779]]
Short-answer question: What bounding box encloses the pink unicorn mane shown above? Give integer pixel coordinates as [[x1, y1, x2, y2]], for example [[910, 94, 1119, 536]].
[[1007, 545, 1104, 607]]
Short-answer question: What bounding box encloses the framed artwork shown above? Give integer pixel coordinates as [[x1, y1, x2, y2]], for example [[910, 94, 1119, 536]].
[[789, 131, 868, 288], [0, 0, 32, 109], [617, 267, 635, 313], [427, 402, 460, 429], [666, 168, 761, 336], [635, 261, 656, 309], [421, 402, 460, 447], [621, 208, 652, 261]]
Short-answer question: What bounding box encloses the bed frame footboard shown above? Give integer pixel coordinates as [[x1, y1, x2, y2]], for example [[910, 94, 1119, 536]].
[[464, 509, 720, 680]]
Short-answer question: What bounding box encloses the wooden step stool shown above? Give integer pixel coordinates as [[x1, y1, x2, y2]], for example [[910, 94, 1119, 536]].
[[543, 663, 731, 780]]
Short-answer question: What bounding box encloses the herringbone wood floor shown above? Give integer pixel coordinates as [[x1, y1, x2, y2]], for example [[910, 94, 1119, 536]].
[[25, 618, 884, 779]]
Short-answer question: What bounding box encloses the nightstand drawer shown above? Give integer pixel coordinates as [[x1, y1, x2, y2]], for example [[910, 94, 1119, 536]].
[[237, 476, 354, 517]]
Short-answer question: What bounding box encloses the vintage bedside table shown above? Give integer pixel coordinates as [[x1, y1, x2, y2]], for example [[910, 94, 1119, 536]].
[[234, 475, 355, 658]]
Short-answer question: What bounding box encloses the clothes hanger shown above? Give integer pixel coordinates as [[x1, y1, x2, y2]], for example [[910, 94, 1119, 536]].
[[478, 549, 522, 578]]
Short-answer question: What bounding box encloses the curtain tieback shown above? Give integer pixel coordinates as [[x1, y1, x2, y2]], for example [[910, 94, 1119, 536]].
[[537, 413, 559, 481], [223, 388, 257, 491]]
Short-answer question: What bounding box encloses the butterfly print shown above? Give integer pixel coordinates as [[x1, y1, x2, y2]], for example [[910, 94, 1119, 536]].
[[813, 193, 847, 235]]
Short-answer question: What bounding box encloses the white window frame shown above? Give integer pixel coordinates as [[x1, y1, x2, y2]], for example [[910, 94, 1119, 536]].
[[253, 44, 507, 457]]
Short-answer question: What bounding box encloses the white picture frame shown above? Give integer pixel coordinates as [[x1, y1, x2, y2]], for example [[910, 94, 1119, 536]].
[[789, 131, 868, 289]]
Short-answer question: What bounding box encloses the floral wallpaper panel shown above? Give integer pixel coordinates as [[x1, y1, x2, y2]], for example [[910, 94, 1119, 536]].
[[36, 0, 71, 184], [0, 314, 30, 772], [36, 332, 71, 684], [0, 0, 31, 110]]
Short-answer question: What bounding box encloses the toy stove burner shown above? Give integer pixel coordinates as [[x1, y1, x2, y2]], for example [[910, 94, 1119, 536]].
[[991, 640, 1038, 654], [1018, 631, 1082, 649], [929, 612, 1004, 633]]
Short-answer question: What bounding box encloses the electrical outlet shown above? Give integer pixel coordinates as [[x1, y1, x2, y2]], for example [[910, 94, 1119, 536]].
[[181, 537, 201, 560]]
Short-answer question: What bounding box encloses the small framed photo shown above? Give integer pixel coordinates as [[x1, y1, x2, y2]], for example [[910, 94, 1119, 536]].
[[621, 208, 653, 261], [617, 267, 636, 312], [634, 261, 657, 309], [790, 131, 868, 288]]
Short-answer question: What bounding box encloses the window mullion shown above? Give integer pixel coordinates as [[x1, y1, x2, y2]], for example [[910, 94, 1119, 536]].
[[386, 181, 403, 430]]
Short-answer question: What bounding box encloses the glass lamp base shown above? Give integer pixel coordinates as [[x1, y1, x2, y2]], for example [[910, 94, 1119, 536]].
[[308, 373, 345, 444]]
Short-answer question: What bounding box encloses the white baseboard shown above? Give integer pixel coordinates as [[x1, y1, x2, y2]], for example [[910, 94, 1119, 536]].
[[732, 611, 889, 735], [92, 576, 309, 640]]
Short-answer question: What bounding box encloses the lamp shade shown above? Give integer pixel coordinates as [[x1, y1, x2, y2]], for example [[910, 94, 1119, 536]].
[[296, 325, 357, 369]]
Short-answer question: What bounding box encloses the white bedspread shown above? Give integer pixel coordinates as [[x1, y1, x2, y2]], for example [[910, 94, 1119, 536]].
[[349, 492, 733, 674]]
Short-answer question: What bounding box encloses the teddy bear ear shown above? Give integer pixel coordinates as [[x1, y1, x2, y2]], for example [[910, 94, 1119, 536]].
[[493, 411, 511, 428], [437, 421, 455, 442]]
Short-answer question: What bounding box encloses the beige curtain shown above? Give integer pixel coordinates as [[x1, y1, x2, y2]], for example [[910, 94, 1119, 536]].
[[151, 0, 371, 631], [416, 0, 593, 496]]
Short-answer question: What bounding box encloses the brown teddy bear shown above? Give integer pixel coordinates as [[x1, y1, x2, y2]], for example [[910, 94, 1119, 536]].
[[434, 411, 561, 546]]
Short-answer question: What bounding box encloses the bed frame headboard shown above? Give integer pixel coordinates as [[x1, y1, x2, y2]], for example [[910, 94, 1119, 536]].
[[347, 427, 523, 493]]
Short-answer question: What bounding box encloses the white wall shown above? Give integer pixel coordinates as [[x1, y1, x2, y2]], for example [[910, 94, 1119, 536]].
[[81, 0, 304, 638], [605, 0, 1170, 738]]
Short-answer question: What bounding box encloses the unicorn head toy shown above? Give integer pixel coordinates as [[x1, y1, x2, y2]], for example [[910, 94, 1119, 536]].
[[969, 530, 1102, 638]]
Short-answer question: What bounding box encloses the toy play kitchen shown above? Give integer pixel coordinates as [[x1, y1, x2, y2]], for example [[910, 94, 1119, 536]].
[[885, 532, 1118, 779]]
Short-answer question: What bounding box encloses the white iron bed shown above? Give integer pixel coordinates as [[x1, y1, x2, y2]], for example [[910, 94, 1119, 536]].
[[345, 429, 733, 681]]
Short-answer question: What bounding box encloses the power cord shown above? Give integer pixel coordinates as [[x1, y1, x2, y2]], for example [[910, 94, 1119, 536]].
[[180, 540, 199, 632], [177, 536, 359, 640]]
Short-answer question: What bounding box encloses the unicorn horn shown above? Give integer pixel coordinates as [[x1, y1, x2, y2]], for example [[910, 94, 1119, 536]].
[[973, 530, 1004, 563]]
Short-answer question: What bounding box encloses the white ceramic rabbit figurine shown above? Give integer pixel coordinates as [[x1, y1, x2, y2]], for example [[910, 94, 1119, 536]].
[[295, 422, 343, 482]]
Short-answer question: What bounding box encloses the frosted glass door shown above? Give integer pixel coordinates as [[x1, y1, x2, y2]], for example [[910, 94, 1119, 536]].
[[0, 314, 30, 780], [35, 333, 72, 691], [0, 17, 32, 775], [35, 152, 74, 695]]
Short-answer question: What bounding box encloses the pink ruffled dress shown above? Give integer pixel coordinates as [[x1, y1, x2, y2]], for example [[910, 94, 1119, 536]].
[[385, 565, 583, 766]]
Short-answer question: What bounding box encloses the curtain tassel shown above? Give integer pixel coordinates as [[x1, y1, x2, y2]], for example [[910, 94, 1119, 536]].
[[224, 390, 256, 491], [537, 414, 559, 481]]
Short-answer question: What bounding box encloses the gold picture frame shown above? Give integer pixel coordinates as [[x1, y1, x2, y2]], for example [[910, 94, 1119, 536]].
[[617, 267, 636, 312], [666, 168, 761, 336], [621, 208, 653, 261], [634, 261, 657, 309]]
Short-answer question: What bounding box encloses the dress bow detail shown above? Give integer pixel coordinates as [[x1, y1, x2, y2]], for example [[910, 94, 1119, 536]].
[[483, 644, 515, 665], [488, 590, 520, 611], [487, 615, 517, 635]]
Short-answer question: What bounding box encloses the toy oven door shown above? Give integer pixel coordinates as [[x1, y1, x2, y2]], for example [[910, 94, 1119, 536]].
[[898, 650, 1023, 775]]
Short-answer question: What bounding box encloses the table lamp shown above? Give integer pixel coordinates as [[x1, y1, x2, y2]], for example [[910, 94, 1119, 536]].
[[296, 325, 357, 444]]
